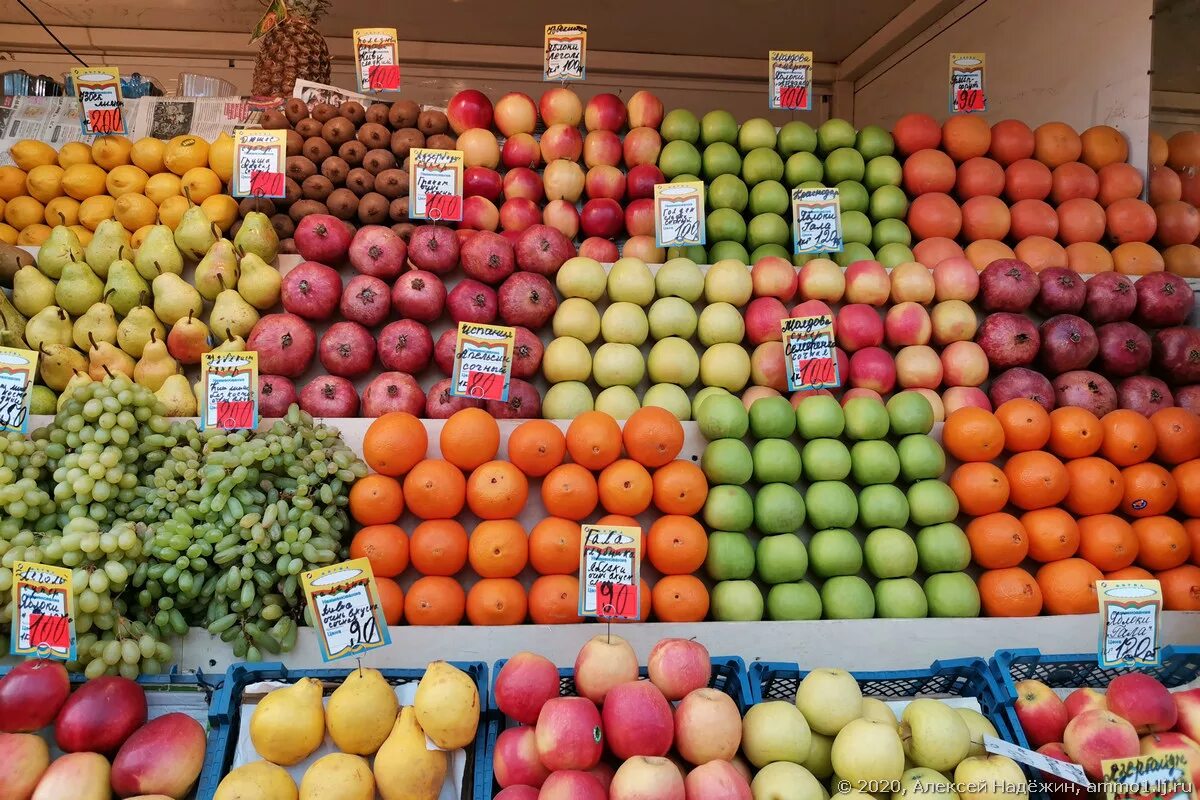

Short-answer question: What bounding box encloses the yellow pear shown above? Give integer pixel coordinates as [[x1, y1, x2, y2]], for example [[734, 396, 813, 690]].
[[373, 706, 447, 800], [155, 373, 197, 416], [249, 677, 324, 766], [326, 667, 398, 755], [299, 753, 374, 800], [214, 760, 297, 800], [413, 661, 480, 750]]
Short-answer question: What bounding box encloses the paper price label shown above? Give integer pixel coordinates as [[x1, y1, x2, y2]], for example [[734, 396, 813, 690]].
[[544, 24, 587, 81], [654, 181, 706, 248], [769, 50, 813, 111], [301, 558, 391, 662], [451, 322, 514, 402], [251, 0, 287, 42], [72, 66, 125, 136], [984, 736, 1090, 787], [232, 129, 287, 198], [0, 347, 38, 435], [353, 27, 400, 92], [408, 148, 464, 221], [11, 561, 75, 661], [950, 52, 987, 113], [1097, 580, 1162, 668], [782, 315, 840, 391], [579, 524, 641, 620], [793, 187, 843, 254], [200, 352, 259, 430], [1102, 753, 1192, 800]]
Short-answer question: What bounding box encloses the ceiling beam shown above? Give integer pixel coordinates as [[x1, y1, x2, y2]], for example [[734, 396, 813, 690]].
[[835, 0, 971, 82]]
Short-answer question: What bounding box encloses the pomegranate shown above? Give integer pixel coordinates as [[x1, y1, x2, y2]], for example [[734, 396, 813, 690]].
[[377, 319, 434, 373], [362, 372, 426, 417], [1118, 376, 1174, 417], [426, 377, 484, 418], [976, 313, 1041, 368], [1034, 267, 1087, 315], [281, 261, 343, 320], [55, 675, 146, 754], [499, 272, 558, 329], [294, 213, 352, 264], [247, 313, 316, 377], [406, 224, 460, 274], [259, 375, 298, 417], [1095, 322, 1152, 377], [1039, 315, 1098, 374], [391, 270, 446, 322], [340, 274, 391, 327], [978, 258, 1039, 312], [319, 321, 376, 377], [1134, 272, 1195, 328], [434, 329, 456, 375], [461, 230, 516, 284], [1053, 370, 1118, 416], [1176, 385, 1200, 414], [516, 224, 575, 276], [1083, 272, 1136, 323], [300, 375, 360, 416], [1153, 327, 1200, 385], [447, 279, 499, 324], [512, 326, 544, 378], [0, 659, 69, 732], [486, 378, 542, 419], [348, 225, 407, 280], [988, 367, 1056, 411]]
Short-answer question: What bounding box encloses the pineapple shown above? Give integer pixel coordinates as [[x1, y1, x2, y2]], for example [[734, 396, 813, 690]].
[[251, 0, 332, 98]]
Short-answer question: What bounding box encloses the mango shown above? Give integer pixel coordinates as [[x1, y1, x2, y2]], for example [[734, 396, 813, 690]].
[[0, 732, 49, 800], [31, 751, 109, 800]]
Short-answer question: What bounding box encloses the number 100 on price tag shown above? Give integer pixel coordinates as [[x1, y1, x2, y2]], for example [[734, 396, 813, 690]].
[[11, 561, 76, 661], [769, 50, 813, 111], [408, 148, 464, 222], [451, 322, 514, 402], [301, 558, 391, 662]]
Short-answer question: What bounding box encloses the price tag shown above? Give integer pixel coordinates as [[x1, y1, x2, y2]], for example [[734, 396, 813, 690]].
[[71, 66, 125, 136], [200, 352, 259, 430], [769, 50, 813, 111], [11, 561, 75, 661], [0, 346, 38, 434], [408, 148, 464, 221], [654, 181, 706, 248], [950, 52, 987, 113], [1102, 753, 1193, 800], [782, 315, 840, 391], [984, 736, 1090, 787], [301, 558, 391, 662], [232, 129, 287, 198], [353, 27, 400, 92], [1097, 580, 1162, 668], [544, 24, 587, 81], [793, 187, 843, 254], [451, 322, 514, 402], [579, 524, 641, 620]]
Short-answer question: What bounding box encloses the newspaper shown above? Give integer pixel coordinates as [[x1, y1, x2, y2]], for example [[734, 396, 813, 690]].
[[292, 78, 375, 108]]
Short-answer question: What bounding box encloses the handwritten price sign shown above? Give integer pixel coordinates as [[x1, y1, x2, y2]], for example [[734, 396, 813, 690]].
[[544, 24, 587, 81], [793, 186, 843, 254], [409, 148, 464, 221], [579, 524, 641, 620], [949, 53, 987, 113], [654, 181, 706, 248], [233, 129, 287, 198], [782, 315, 840, 391], [451, 322, 514, 402], [1097, 580, 1162, 668], [301, 558, 391, 662], [769, 51, 813, 111], [71, 67, 125, 136], [200, 352, 259, 430], [1102, 753, 1192, 800], [354, 27, 400, 92], [0, 346, 38, 435], [11, 561, 75, 661]]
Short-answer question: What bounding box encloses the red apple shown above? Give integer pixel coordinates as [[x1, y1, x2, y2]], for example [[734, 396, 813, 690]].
[[674, 688, 742, 766], [895, 345, 943, 390], [932, 256, 981, 302], [1140, 731, 1200, 786], [930, 299, 978, 344], [1015, 679, 1070, 748], [751, 256, 798, 302], [624, 127, 663, 168], [884, 301, 932, 347], [1063, 709, 1141, 779], [543, 199, 580, 240], [835, 304, 884, 352], [495, 788, 537, 800], [797, 258, 846, 303], [1173, 688, 1200, 741], [684, 760, 752, 800], [791, 299, 834, 319], [585, 92, 627, 132], [541, 123, 583, 162], [627, 164, 665, 201], [941, 340, 988, 386], [503, 167, 544, 203], [580, 198, 624, 239], [583, 130, 622, 168], [844, 260, 891, 306], [746, 297, 788, 345], [455, 228, 476, 247], [502, 133, 542, 170], [1065, 688, 1107, 720], [647, 638, 710, 701], [610, 756, 684, 800], [585, 165, 626, 201], [751, 341, 788, 390], [543, 159, 585, 203], [580, 237, 619, 262], [1106, 673, 1177, 733], [539, 87, 583, 127], [624, 198, 655, 238], [942, 385, 992, 414], [626, 90, 665, 129], [464, 166, 502, 201], [590, 763, 616, 793], [499, 198, 542, 233], [842, 387, 883, 406], [494, 91, 538, 136], [495, 652, 561, 724], [848, 347, 896, 394], [494, 725, 550, 788], [541, 770, 606, 800], [602, 680, 674, 759], [55, 676, 147, 754], [447, 88, 494, 134], [462, 195, 500, 231], [1035, 743, 1087, 800], [536, 696, 604, 771]]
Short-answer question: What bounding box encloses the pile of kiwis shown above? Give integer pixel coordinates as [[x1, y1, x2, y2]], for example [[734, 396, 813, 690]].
[[234, 98, 456, 251]]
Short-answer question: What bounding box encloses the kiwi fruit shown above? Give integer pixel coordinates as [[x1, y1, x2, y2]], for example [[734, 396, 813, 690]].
[[426, 133, 457, 151], [270, 214, 296, 239], [362, 149, 397, 175], [285, 130, 304, 157], [357, 122, 390, 150], [284, 98, 310, 125], [388, 197, 408, 222], [338, 140, 367, 166], [259, 109, 289, 129], [417, 109, 448, 135], [282, 178, 302, 206], [239, 196, 276, 216], [320, 156, 349, 184], [289, 199, 328, 222], [279, 238, 298, 255], [374, 168, 408, 199], [301, 137, 333, 164], [366, 103, 390, 125], [392, 221, 415, 240], [357, 192, 389, 225], [390, 128, 425, 160], [310, 102, 338, 123], [389, 99, 420, 129], [295, 118, 322, 138], [302, 175, 335, 202], [345, 168, 375, 196], [326, 188, 360, 220], [321, 117, 356, 147], [285, 155, 317, 182], [338, 100, 366, 125]]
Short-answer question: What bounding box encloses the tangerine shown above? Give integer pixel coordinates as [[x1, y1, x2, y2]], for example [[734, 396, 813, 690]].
[[1037, 558, 1103, 615], [404, 576, 466, 625], [468, 519, 529, 578], [440, 407, 500, 471], [651, 460, 708, 516], [1187, 519, 1200, 566], [565, 411, 623, 470], [466, 461, 529, 519], [1062, 457, 1123, 515], [541, 463, 599, 521], [1120, 462, 1177, 517], [1132, 516, 1190, 571], [507, 420, 566, 476], [375, 578, 404, 625], [363, 411, 427, 476], [1077, 514, 1138, 571], [1105, 566, 1155, 581], [1150, 408, 1200, 464], [1173, 460, 1200, 516], [979, 568, 1043, 617], [995, 398, 1051, 452], [597, 459, 654, 516], [621, 406, 685, 467], [1100, 410, 1157, 466], [349, 524, 409, 578], [646, 516, 709, 575], [1047, 406, 1103, 458], [943, 407, 1005, 462], [1004, 451, 1069, 510], [529, 517, 582, 575], [528, 575, 583, 624], [1158, 565, 1200, 610], [651, 575, 710, 622], [466, 578, 528, 625], [349, 474, 405, 525], [965, 513, 1029, 569], [1021, 507, 1081, 562], [409, 519, 469, 576], [949, 462, 1010, 516], [403, 459, 466, 520]]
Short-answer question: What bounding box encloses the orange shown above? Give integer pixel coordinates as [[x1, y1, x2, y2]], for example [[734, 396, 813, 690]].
[[403, 459, 466, 520], [468, 519, 529, 578], [404, 576, 466, 625], [646, 515, 708, 575], [1037, 558, 1104, 615], [597, 459, 653, 516], [363, 411, 427, 477], [1062, 457, 1123, 515], [995, 398, 1051, 453], [979, 567, 1043, 617], [621, 406, 685, 468], [612, 579, 652, 624], [529, 517, 582, 575], [439, 407, 500, 471], [597, 513, 641, 529], [1188, 519, 1200, 566], [507, 420, 566, 477], [651, 575, 710, 622], [1100, 410, 1157, 466], [541, 463, 599, 521], [1157, 565, 1200, 610], [965, 512, 1029, 569], [1133, 516, 1191, 571], [528, 575, 583, 624], [1077, 514, 1138, 571], [1004, 451, 1069, 510], [466, 461, 529, 519], [1105, 566, 1155, 581], [950, 462, 1010, 516], [1173, 460, 1200, 516], [1047, 406, 1103, 458], [466, 578, 528, 625], [1021, 507, 1080, 562], [565, 411, 623, 470], [349, 474, 405, 525], [1120, 462, 1177, 517], [1150, 407, 1200, 464], [943, 407, 1005, 462], [349, 524, 409, 578], [651, 460, 708, 516], [409, 520, 469, 576], [375, 578, 404, 625]]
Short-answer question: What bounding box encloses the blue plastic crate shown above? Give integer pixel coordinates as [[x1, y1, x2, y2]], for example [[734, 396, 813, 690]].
[[196, 661, 488, 800], [480, 656, 752, 800]]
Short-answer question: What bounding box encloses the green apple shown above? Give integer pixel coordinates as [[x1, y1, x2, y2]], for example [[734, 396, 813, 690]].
[[642, 382, 691, 419], [739, 117, 778, 152], [594, 385, 640, 419], [796, 668, 862, 736], [607, 256, 655, 304], [552, 297, 601, 342], [541, 381, 593, 419], [696, 392, 748, 439], [893, 767, 957, 800], [542, 336, 592, 383], [862, 697, 897, 728], [804, 732, 835, 779], [831, 718, 905, 790], [591, 342, 644, 387], [703, 141, 742, 180], [700, 343, 751, 391], [660, 140, 702, 178], [778, 120, 818, 156], [767, 582, 822, 620], [955, 708, 999, 757], [710, 579, 764, 620], [707, 207, 748, 243], [648, 297, 698, 340], [697, 302, 746, 345], [743, 701, 812, 766], [864, 528, 917, 579], [648, 337, 699, 386], [705, 259, 753, 305], [706, 530, 755, 580], [655, 257, 705, 301], [709, 173, 749, 212], [692, 385, 731, 420], [661, 108, 700, 143], [752, 760, 825, 800], [701, 109, 739, 146], [953, 755, 1028, 800], [601, 301, 649, 345], [556, 256, 607, 300]]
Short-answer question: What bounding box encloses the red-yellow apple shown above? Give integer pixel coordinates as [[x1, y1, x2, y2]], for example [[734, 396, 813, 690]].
[[890, 261, 936, 304], [447, 88, 494, 134], [1173, 687, 1200, 741], [539, 87, 583, 127], [684, 760, 752, 800], [797, 258, 846, 303], [543, 200, 580, 240], [543, 159, 585, 203], [1107, 673, 1177, 733], [1063, 709, 1140, 779], [580, 198, 624, 240], [494, 92, 538, 136], [845, 260, 892, 306], [623, 198, 655, 238], [503, 167, 544, 203], [574, 634, 638, 705], [674, 687, 742, 765], [494, 652, 560, 724], [499, 198, 541, 233], [627, 90, 665, 129], [610, 756, 684, 800], [895, 345, 943, 390], [464, 166, 502, 201], [750, 256, 799, 302], [1064, 688, 1106, 720], [458, 128, 500, 169], [940, 340, 989, 386], [627, 164, 665, 200], [623, 127, 663, 168], [622, 235, 665, 263], [541, 123, 583, 162], [1035, 742, 1086, 800], [931, 299, 979, 344], [585, 165, 626, 201], [493, 726, 549, 788], [584, 93, 627, 132], [539, 769, 606, 800], [602, 680, 674, 759], [885, 301, 933, 347], [580, 237, 619, 262], [462, 196, 499, 231], [1014, 679, 1070, 748], [501, 133, 542, 170], [583, 130, 622, 168], [535, 696, 603, 771], [647, 638, 710, 701], [1139, 731, 1200, 785]]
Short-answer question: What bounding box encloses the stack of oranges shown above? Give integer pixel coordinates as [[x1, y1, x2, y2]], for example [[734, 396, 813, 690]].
[[344, 405, 709, 627], [945, 400, 1200, 617]]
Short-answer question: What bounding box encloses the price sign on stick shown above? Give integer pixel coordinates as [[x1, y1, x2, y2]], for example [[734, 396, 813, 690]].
[[793, 187, 843, 254], [200, 352, 259, 431], [0, 346, 39, 435], [579, 524, 641, 620], [985, 736, 1090, 787], [11, 561, 75, 661], [72, 66, 125, 136], [782, 315, 840, 391], [408, 148, 464, 221], [1097, 580, 1162, 668], [769, 50, 813, 111], [1102, 753, 1193, 800], [451, 322, 514, 402], [353, 27, 400, 92], [232, 129, 287, 198], [654, 181, 706, 248], [949, 52, 987, 113], [544, 24, 587, 81], [301, 558, 391, 662]]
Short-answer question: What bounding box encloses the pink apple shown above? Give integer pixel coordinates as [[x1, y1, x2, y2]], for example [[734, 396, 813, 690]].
[[791, 299, 834, 320], [684, 760, 752, 800], [842, 387, 883, 406], [580, 199, 624, 240], [459, 128, 500, 169], [583, 130, 622, 168], [543, 199, 580, 240], [464, 166, 502, 201], [1140, 732, 1200, 786], [942, 385, 991, 414], [1063, 709, 1141, 779], [1107, 673, 1177, 733], [580, 237, 619, 262], [750, 341, 788, 390], [585, 93, 627, 132], [502, 133, 543, 170], [940, 341, 988, 387], [895, 345, 942, 390], [1035, 743, 1087, 800], [541, 123, 583, 162], [890, 261, 936, 304], [626, 90, 665, 129], [539, 770, 606, 800], [494, 726, 551, 788], [494, 92, 538, 136], [844, 260, 891, 306], [914, 388, 946, 421], [624, 198, 655, 237], [535, 696, 604, 771], [745, 297, 789, 345], [543, 159, 585, 203], [585, 165, 626, 201], [790, 388, 834, 408], [589, 763, 615, 792], [627, 164, 665, 201], [647, 638, 710, 701], [884, 301, 932, 347], [602, 680, 674, 759], [495, 652, 561, 724], [1064, 688, 1107, 720], [930, 299, 978, 344], [751, 256, 798, 302], [622, 235, 665, 264], [1173, 688, 1200, 741], [496, 786, 539, 800], [574, 634, 638, 705], [447, 88, 494, 134], [500, 198, 542, 233], [932, 256, 981, 302], [741, 386, 782, 409], [848, 347, 896, 394], [462, 195, 499, 231], [797, 258, 846, 303], [1015, 679, 1070, 748], [539, 87, 583, 126], [503, 167, 545, 203], [835, 304, 884, 352], [624, 127, 663, 168], [674, 688, 742, 766], [610, 756, 684, 800]]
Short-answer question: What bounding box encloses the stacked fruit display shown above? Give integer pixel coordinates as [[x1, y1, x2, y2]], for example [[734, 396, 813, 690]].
[[943, 400, 1200, 614], [1148, 129, 1200, 276], [0, 661, 207, 798]]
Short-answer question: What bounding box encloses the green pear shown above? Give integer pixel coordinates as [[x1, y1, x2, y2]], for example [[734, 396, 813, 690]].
[[87, 333, 135, 380], [73, 300, 119, 350], [210, 282, 260, 342], [132, 329, 178, 391], [234, 211, 280, 263], [116, 305, 165, 358], [155, 373, 198, 416], [211, 332, 247, 354], [56, 369, 93, 409], [25, 306, 73, 351], [29, 385, 56, 414], [174, 206, 218, 261], [236, 252, 281, 310], [103, 258, 150, 317], [38, 343, 87, 391], [134, 224, 183, 280], [152, 271, 203, 326], [0, 291, 29, 348], [13, 264, 57, 317], [55, 259, 104, 317], [166, 312, 212, 364], [195, 239, 239, 301], [37, 225, 84, 280], [83, 221, 130, 278]]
